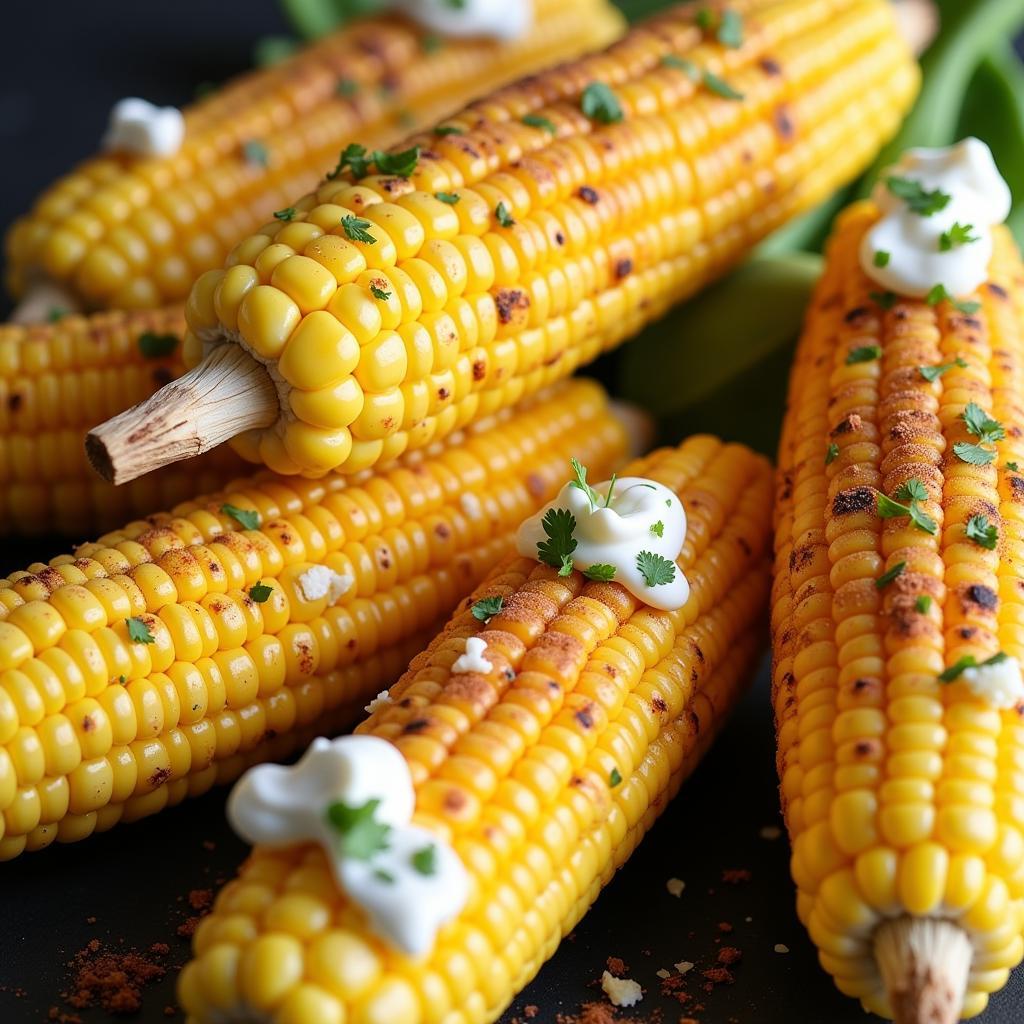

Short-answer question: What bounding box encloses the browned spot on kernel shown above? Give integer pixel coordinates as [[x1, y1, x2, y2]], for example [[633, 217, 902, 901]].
[[773, 106, 795, 140], [82, 716, 95, 733], [965, 584, 998, 611], [692, 641, 705, 664], [295, 640, 314, 675], [403, 718, 429, 734], [779, 472, 793, 501], [443, 789, 467, 813], [526, 473, 545, 498], [652, 695, 668, 714], [434, 523, 451, 540], [346, 638, 357, 649], [7, 393, 22, 412], [437, 388, 450, 401], [472, 360, 486, 381], [614, 258, 633, 279], [149, 766, 171, 788], [833, 487, 875, 516], [578, 186, 599, 204], [851, 678, 880, 697], [831, 413, 863, 437], [575, 706, 595, 729], [854, 739, 880, 758], [988, 283, 1008, 299], [760, 57, 782, 76], [844, 306, 871, 325], [1009, 477, 1024, 501], [377, 549, 392, 570], [495, 289, 529, 325], [958, 626, 977, 640], [789, 545, 815, 572], [554, 231, 565, 246]]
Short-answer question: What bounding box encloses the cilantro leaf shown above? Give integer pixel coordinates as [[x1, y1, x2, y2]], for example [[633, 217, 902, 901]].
[[434, 124, 463, 136], [939, 651, 1008, 683], [581, 82, 624, 124], [471, 596, 503, 622], [329, 142, 372, 180], [537, 507, 577, 570], [846, 345, 881, 365], [522, 114, 557, 134], [336, 78, 359, 97], [369, 281, 391, 300], [137, 332, 178, 359], [242, 140, 268, 167], [717, 8, 743, 47], [939, 222, 979, 251], [374, 145, 420, 178], [325, 798, 391, 860], [47, 307, 66, 323], [221, 503, 260, 530], [662, 54, 700, 80], [341, 215, 376, 244], [873, 250, 890, 267], [825, 443, 840, 466], [876, 490, 937, 535], [411, 844, 438, 876], [915, 595, 932, 614], [908, 503, 939, 535], [1007, 462, 1019, 472], [373, 868, 395, 884], [583, 564, 617, 582], [650, 521, 665, 538], [609, 767, 622, 787], [885, 176, 951, 216], [895, 478, 928, 503], [126, 616, 155, 644], [928, 283, 982, 314], [965, 514, 998, 550], [870, 290, 897, 310], [495, 201, 515, 228], [273, 208, 296, 221], [875, 561, 906, 589], [249, 582, 273, 603], [696, 8, 715, 28], [703, 70, 744, 100], [570, 458, 601, 508], [953, 441, 997, 466], [559, 553, 575, 577], [963, 402, 1005, 444], [919, 356, 967, 382], [636, 550, 677, 587], [435, 191, 460, 205]]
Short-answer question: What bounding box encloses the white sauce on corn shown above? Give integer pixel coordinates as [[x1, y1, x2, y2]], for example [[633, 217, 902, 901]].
[[228, 735, 469, 956], [861, 138, 1011, 299], [601, 971, 643, 1007], [452, 636, 492, 674], [391, 0, 532, 41], [364, 690, 392, 714], [103, 98, 185, 158], [516, 476, 689, 611], [961, 656, 1024, 710], [298, 565, 353, 604]]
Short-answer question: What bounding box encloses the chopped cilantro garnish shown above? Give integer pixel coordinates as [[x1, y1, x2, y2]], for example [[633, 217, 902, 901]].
[[434, 124, 463, 136], [242, 140, 268, 167], [137, 331, 178, 359], [336, 78, 359, 97], [583, 564, 617, 582], [435, 191, 460, 205], [965, 514, 998, 550], [650, 521, 665, 538], [330, 142, 372, 179], [918, 356, 967, 382], [273, 207, 296, 221], [47, 307, 66, 323], [249, 582, 273, 603], [939, 222, 979, 251], [373, 868, 395, 884], [523, 114, 557, 134], [886, 176, 951, 216], [954, 442, 997, 466], [471, 596, 503, 622], [876, 485, 937, 535], [939, 651, 1008, 683], [703, 70, 744, 100], [895, 478, 928, 503], [221, 503, 260, 530], [825, 443, 840, 466], [581, 82, 624, 124], [609, 767, 623, 787], [875, 561, 906, 590], [495, 202, 515, 228], [870, 290, 897, 310], [873, 250, 890, 267], [369, 281, 391, 301], [341, 215, 376, 244], [915, 595, 932, 614], [374, 145, 420, 178], [570, 458, 601, 508], [421, 33, 442, 53], [325, 798, 391, 860], [846, 345, 881, 365], [411, 844, 438, 875], [126, 617, 155, 644], [954, 402, 1004, 466], [1007, 462, 1020, 472], [119, 675, 127, 685], [636, 550, 676, 588], [926, 282, 982, 314], [717, 9, 744, 47], [695, 8, 715, 29], [662, 55, 700, 80], [603, 473, 618, 508], [537, 507, 577, 571]]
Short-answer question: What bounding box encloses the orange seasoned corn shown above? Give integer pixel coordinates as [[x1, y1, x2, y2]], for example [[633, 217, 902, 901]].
[[772, 204, 1024, 1018], [0, 308, 247, 535], [178, 437, 773, 1024], [5, 0, 624, 313], [176, 0, 918, 478], [0, 378, 625, 860]]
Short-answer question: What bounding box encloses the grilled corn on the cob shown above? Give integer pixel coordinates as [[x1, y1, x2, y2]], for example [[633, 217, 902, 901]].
[[178, 435, 773, 1024], [5, 0, 624, 318], [772, 203, 1024, 1019], [0, 378, 624, 860], [89, 0, 919, 485]]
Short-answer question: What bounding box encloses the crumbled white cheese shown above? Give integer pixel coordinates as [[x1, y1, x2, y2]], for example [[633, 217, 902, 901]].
[[759, 825, 782, 841], [774, 944, 790, 954], [656, 968, 671, 980], [364, 691, 392, 715], [460, 492, 483, 518], [666, 877, 686, 898], [452, 636, 492, 674], [601, 971, 642, 1008], [102, 97, 185, 158], [298, 565, 353, 605], [962, 655, 1024, 709], [674, 960, 694, 975]]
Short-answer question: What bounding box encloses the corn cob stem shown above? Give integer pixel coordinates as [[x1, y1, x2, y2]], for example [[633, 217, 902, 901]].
[[875, 918, 972, 1024], [87, 345, 277, 484]]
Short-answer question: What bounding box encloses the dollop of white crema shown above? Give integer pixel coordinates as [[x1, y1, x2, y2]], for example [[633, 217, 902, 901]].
[[961, 656, 1024, 710], [516, 477, 689, 611], [391, 0, 532, 40], [102, 98, 185, 158], [228, 735, 469, 956], [861, 138, 1011, 299]]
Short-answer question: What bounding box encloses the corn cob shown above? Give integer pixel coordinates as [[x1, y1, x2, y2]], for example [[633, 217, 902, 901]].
[[772, 203, 1024, 1020], [0, 378, 624, 860], [88, 0, 919, 485], [176, 436, 772, 1024], [0, 307, 251, 535], [4, 0, 624, 320]]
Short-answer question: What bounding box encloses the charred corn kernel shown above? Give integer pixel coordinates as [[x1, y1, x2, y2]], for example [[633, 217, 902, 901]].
[[772, 202, 1024, 1017], [6, 0, 624, 311], [180, 436, 773, 1024], [0, 307, 247, 535], [0, 379, 625, 860], [177, 0, 917, 478]]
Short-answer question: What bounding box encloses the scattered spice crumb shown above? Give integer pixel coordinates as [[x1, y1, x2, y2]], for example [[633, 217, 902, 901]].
[[759, 825, 783, 840], [666, 877, 686, 897], [187, 889, 213, 911], [605, 956, 629, 977], [524, 1007, 538, 1019], [62, 938, 168, 1015], [717, 921, 734, 933], [775, 943, 791, 954], [721, 868, 752, 884], [718, 947, 743, 965], [701, 965, 734, 990], [164, 1008, 177, 1017], [85, 917, 96, 925]]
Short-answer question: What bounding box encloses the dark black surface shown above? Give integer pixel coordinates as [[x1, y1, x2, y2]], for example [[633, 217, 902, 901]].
[[0, 3, 1023, 1023]]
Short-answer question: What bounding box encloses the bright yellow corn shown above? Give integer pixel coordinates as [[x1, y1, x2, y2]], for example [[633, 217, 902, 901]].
[[177, 436, 773, 1024], [5, 0, 623, 313], [174, 0, 918, 479], [0, 307, 248, 535], [0, 378, 624, 860], [772, 203, 1024, 1019]]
